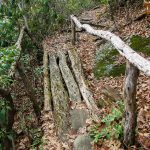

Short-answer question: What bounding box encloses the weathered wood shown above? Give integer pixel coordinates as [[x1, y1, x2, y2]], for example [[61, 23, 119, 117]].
[[123, 61, 139, 146], [49, 54, 69, 139], [43, 50, 51, 111], [58, 51, 81, 102], [68, 47, 99, 120], [70, 15, 150, 77], [15, 26, 25, 50], [9, 26, 25, 78], [71, 19, 76, 45]]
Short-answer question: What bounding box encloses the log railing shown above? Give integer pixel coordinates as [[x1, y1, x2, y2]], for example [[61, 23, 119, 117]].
[[70, 15, 150, 146]]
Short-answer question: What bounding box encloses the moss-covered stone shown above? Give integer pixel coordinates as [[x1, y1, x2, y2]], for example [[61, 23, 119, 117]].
[[94, 35, 150, 78], [94, 42, 125, 78], [130, 35, 150, 56]]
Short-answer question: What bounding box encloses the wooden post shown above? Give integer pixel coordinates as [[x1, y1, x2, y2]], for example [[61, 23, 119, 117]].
[[71, 19, 76, 45], [123, 61, 139, 146]]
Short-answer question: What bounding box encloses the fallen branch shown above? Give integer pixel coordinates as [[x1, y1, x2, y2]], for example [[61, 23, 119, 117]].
[[80, 21, 106, 28], [9, 26, 25, 78], [70, 15, 150, 76], [25, 28, 42, 50]]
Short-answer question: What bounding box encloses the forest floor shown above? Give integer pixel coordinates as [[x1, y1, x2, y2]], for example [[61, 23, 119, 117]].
[[13, 4, 150, 150]]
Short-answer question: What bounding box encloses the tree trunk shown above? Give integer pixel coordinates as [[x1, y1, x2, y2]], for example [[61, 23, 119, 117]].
[[123, 61, 139, 146]]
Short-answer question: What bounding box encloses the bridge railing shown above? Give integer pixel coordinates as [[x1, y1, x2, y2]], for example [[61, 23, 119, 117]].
[[70, 15, 150, 146]]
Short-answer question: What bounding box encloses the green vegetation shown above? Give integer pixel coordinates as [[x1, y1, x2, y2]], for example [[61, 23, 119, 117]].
[[94, 35, 150, 78], [130, 35, 150, 56], [94, 43, 125, 78], [90, 101, 124, 143], [0, 46, 19, 87], [0, 99, 15, 149], [0, 1, 101, 149]]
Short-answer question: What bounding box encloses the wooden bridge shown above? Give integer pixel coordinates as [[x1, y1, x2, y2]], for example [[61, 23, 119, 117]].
[[43, 16, 150, 147]]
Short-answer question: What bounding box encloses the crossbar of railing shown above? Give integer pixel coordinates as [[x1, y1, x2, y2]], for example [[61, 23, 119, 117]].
[[70, 15, 150, 77]]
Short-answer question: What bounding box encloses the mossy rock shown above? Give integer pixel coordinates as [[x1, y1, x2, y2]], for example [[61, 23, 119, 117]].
[[94, 42, 125, 78], [94, 35, 150, 78], [130, 35, 150, 56]]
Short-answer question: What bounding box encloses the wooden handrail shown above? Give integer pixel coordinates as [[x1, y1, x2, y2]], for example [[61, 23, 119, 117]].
[[70, 15, 150, 77], [70, 15, 150, 146]]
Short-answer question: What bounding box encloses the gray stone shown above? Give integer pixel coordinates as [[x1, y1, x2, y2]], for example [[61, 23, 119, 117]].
[[73, 134, 92, 150], [70, 109, 89, 131]]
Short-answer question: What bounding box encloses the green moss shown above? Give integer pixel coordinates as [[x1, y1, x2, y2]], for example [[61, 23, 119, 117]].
[[130, 35, 150, 56], [94, 35, 150, 78], [94, 44, 125, 78]]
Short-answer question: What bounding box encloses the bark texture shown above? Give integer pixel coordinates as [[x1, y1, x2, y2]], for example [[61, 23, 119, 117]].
[[123, 61, 139, 146], [9, 26, 25, 78], [49, 54, 69, 139], [43, 50, 51, 111], [71, 19, 76, 45], [58, 50, 81, 102], [68, 47, 99, 121]]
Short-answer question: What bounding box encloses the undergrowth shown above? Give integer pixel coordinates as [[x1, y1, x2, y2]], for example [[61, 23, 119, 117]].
[[90, 100, 124, 143]]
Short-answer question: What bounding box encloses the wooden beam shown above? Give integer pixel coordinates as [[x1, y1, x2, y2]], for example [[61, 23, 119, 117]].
[[58, 50, 81, 102], [71, 19, 76, 45], [68, 47, 99, 121], [49, 54, 69, 139], [70, 15, 150, 77], [43, 49, 51, 111], [123, 61, 139, 146]]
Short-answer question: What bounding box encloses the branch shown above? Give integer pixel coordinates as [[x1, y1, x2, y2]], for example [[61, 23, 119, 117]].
[[9, 26, 25, 77], [18, 2, 29, 30], [15, 26, 25, 50], [25, 28, 42, 50], [70, 15, 150, 77]]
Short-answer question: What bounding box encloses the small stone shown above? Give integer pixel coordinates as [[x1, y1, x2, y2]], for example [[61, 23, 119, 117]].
[[73, 134, 92, 150], [70, 109, 89, 131]]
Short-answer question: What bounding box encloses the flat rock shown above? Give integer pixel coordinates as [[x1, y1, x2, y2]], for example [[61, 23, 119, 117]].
[[70, 109, 89, 131], [73, 134, 92, 150]]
